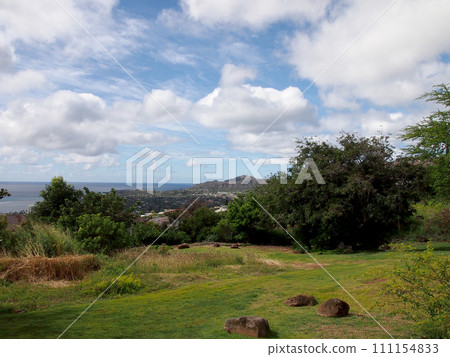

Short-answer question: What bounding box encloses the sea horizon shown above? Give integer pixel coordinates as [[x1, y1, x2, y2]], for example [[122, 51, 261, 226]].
[[0, 181, 193, 214]]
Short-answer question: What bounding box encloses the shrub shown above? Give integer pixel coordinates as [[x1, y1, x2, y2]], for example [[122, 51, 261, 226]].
[[406, 201, 450, 240], [161, 229, 190, 245], [385, 242, 449, 338], [211, 218, 233, 242], [178, 206, 220, 242], [75, 214, 130, 254], [131, 222, 162, 246]]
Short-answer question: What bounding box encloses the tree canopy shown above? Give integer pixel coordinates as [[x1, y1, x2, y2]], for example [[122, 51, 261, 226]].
[[254, 133, 427, 250], [400, 83, 450, 200]]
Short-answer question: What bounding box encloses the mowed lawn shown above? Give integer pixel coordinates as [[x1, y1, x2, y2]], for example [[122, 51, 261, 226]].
[[1, 244, 447, 339]]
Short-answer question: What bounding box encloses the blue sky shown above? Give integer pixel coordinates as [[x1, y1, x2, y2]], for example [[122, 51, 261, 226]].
[[0, 0, 449, 184]]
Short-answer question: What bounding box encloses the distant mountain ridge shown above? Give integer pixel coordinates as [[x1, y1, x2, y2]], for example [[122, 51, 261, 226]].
[[188, 175, 262, 191]]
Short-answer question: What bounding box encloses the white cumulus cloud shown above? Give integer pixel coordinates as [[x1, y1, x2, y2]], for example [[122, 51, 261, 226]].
[[287, 0, 450, 108]]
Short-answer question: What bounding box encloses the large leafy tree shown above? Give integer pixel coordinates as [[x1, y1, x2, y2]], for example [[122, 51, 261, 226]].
[[256, 133, 427, 250], [31, 177, 82, 223], [400, 84, 450, 200]]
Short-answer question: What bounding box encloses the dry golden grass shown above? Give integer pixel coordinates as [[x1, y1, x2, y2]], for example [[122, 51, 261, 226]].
[[0, 255, 100, 282], [133, 250, 246, 273]]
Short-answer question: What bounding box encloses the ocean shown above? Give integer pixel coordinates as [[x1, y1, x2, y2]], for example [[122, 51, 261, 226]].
[[0, 182, 192, 213]]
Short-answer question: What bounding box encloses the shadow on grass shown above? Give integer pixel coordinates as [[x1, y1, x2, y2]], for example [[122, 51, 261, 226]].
[[0, 306, 15, 315], [267, 329, 280, 338]]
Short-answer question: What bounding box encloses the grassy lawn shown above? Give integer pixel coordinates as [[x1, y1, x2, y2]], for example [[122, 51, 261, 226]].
[[1, 243, 448, 339]]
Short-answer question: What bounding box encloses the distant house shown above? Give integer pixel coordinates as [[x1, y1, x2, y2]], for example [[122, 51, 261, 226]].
[[150, 216, 170, 226]]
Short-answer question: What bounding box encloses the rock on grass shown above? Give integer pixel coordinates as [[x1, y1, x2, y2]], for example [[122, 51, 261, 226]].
[[224, 316, 270, 338]]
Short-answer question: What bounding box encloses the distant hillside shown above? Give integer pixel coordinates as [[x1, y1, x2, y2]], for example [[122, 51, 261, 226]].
[[188, 175, 262, 192], [116, 176, 261, 213]]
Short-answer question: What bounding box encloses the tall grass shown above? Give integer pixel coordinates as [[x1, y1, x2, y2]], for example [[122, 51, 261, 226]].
[[12, 222, 81, 257], [0, 255, 100, 282]]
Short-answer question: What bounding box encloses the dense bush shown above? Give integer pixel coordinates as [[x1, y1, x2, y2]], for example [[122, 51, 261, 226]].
[[58, 187, 136, 232], [75, 214, 130, 254], [211, 218, 233, 242], [178, 206, 220, 242], [161, 229, 190, 245], [385, 242, 449, 338], [405, 202, 450, 240], [131, 221, 163, 246]]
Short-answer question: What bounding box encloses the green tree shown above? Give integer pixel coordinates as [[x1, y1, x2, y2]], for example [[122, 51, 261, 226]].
[[400, 84, 450, 200], [178, 206, 220, 242], [0, 188, 11, 200], [227, 192, 268, 242], [31, 177, 82, 223], [256, 133, 427, 249]]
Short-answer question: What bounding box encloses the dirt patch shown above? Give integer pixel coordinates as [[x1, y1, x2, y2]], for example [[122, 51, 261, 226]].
[[260, 259, 283, 267], [0, 255, 100, 282], [36, 280, 77, 288], [246, 246, 292, 253]]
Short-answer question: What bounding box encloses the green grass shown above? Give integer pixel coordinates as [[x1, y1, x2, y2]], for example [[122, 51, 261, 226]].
[[1, 243, 448, 339]]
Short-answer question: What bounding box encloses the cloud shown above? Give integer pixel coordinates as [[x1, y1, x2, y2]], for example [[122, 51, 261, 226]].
[[0, 146, 42, 165], [219, 64, 256, 87], [0, 90, 182, 158], [180, 0, 331, 29], [0, 70, 47, 95], [190, 64, 317, 155], [53, 152, 119, 170], [287, 0, 450, 108], [0, 0, 146, 59], [158, 47, 198, 65]]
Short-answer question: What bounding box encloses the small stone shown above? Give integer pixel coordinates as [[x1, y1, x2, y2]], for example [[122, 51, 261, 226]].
[[317, 298, 350, 317], [213, 243, 221, 247], [230, 243, 239, 249], [283, 294, 317, 307], [224, 316, 270, 338], [177, 243, 190, 249]]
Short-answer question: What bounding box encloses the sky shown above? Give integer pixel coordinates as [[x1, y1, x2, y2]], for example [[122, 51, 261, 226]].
[[0, 0, 449, 184]]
